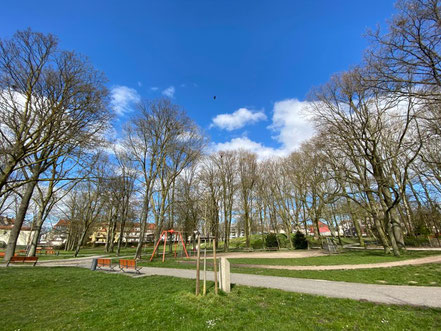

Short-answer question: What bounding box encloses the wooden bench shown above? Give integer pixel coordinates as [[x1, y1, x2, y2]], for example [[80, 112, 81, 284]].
[[119, 259, 142, 274], [0, 252, 19, 258], [6, 256, 38, 267], [97, 258, 115, 271]]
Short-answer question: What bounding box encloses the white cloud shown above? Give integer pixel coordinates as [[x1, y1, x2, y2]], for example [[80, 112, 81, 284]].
[[210, 137, 285, 160], [137, 81, 142, 87], [211, 108, 267, 131], [162, 86, 175, 98], [270, 99, 315, 152], [210, 99, 315, 160], [110, 86, 140, 116], [150, 86, 159, 91]]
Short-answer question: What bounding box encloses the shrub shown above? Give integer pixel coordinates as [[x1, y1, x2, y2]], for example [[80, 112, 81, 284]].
[[277, 233, 289, 248], [265, 233, 278, 248], [251, 237, 264, 249], [229, 235, 264, 249], [404, 236, 430, 247], [293, 231, 308, 249]]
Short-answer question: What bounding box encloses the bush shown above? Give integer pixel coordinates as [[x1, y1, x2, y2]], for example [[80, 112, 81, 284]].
[[404, 236, 430, 247], [251, 237, 264, 249], [276, 233, 290, 248], [293, 231, 308, 249], [229, 235, 264, 249], [265, 233, 278, 248]]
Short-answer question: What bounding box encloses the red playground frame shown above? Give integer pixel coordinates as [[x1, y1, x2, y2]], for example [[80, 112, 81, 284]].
[[150, 229, 189, 262]]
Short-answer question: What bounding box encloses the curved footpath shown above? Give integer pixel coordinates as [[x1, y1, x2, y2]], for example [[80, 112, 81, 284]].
[[233, 254, 441, 271], [7, 256, 440, 309]]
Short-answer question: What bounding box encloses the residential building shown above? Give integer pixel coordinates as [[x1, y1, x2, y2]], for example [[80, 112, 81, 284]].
[[0, 216, 35, 247]]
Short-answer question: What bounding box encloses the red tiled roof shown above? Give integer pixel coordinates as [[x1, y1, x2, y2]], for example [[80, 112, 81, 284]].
[[54, 219, 70, 228], [126, 223, 156, 230], [0, 216, 15, 226], [308, 221, 330, 234], [0, 216, 31, 231], [0, 225, 31, 231]]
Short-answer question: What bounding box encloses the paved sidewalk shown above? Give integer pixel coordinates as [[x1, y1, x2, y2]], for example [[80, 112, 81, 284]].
[[134, 266, 441, 308]]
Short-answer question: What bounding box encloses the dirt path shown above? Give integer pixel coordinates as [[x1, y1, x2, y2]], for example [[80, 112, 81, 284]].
[[196, 250, 326, 259], [233, 254, 441, 271]]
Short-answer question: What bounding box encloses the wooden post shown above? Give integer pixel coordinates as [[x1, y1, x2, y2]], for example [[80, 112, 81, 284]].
[[195, 235, 201, 295], [203, 238, 207, 295], [162, 232, 168, 262], [213, 238, 218, 295]]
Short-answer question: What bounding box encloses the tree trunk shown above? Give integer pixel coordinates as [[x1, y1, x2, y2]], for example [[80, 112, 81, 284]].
[[74, 228, 88, 257], [4, 176, 39, 261], [27, 210, 45, 257]]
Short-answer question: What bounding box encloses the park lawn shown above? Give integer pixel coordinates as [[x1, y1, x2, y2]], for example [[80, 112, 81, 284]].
[[230, 263, 441, 287], [138, 252, 441, 286], [228, 250, 441, 266], [1, 267, 440, 330]]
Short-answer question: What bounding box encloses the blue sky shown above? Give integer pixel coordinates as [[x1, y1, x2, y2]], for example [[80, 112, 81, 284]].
[[1, 0, 396, 158]]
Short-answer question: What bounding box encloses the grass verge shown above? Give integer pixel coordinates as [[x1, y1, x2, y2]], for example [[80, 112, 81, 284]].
[[231, 263, 441, 287], [227, 250, 441, 266], [1, 267, 440, 330]]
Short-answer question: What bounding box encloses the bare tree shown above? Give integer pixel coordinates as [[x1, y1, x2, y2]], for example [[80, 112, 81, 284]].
[[1, 30, 110, 261], [237, 151, 258, 248], [124, 98, 204, 259]]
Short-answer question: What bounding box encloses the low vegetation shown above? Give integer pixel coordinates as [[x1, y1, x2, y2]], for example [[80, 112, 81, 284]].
[[228, 250, 441, 266], [1, 267, 440, 330], [138, 250, 441, 287], [231, 264, 441, 287]]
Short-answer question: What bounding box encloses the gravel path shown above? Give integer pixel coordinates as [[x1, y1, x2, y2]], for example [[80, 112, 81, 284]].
[[209, 250, 326, 259], [233, 254, 441, 271]]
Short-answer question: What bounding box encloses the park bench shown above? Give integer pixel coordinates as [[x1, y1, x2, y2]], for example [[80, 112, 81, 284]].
[[119, 259, 142, 274], [0, 252, 19, 258], [97, 258, 115, 271], [6, 256, 38, 267], [323, 238, 339, 254]]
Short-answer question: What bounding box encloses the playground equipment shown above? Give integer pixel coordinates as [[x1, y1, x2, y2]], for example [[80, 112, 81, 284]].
[[150, 229, 189, 262]]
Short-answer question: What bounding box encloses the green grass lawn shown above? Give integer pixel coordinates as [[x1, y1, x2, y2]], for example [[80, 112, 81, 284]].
[[1, 267, 440, 330], [137, 250, 441, 286], [228, 250, 441, 266], [231, 263, 441, 287]]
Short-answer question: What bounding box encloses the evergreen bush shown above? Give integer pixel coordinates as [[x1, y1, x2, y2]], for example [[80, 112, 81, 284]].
[[293, 231, 308, 249], [265, 233, 278, 248]]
